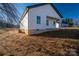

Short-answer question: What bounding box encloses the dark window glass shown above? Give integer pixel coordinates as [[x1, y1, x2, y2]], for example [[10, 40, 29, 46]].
[[46, 20, 49, 26], [37, 16, 41, 24]]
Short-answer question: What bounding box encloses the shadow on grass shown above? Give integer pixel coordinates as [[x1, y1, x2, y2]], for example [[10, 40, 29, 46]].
[[32, 29, 79, 39]]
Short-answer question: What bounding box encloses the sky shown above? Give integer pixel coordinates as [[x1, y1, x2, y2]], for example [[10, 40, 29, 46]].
[[15, 3, 79, 19], [54, 3, 79, 19]]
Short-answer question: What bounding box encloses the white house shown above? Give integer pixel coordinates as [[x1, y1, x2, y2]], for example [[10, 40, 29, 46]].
[[20, 3, 63, 35]]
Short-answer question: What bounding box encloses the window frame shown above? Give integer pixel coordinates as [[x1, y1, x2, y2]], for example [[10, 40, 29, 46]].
[[37, 16, 41, 24], [46, 19, 49, 26]]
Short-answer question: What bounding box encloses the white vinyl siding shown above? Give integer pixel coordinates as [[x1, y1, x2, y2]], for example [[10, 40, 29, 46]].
[[28, 4, 61, 29]]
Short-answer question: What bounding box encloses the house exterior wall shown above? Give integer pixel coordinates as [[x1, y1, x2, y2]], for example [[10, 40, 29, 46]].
[[20, 13, 29, 34], [28, 4, 61, 29], [27, 4, 61, 34]]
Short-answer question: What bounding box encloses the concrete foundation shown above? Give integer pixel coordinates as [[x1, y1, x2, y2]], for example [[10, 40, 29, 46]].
[[19, 28, 59, 35]]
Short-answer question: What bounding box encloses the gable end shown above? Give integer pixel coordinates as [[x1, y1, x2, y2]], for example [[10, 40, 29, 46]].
[[20, 3, 63, 21]]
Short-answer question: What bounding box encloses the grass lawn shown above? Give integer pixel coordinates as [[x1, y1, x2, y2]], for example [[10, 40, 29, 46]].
[[0, 28, 79, 56]]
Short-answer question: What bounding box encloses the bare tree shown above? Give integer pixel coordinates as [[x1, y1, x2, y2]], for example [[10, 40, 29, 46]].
[[0, 3, 19, 27]]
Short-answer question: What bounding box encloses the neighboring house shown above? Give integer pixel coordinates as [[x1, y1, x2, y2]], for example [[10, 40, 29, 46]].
[[73, 19, 79, 26], [61, 18, 74, 27], [62, 24, 69, 27], [20, 3, 63, 35], [61, 19, 69, 27]]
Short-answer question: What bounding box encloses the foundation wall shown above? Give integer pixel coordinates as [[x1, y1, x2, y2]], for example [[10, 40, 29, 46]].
[[28, 29, 58, 35], [19, 28, 59, 35]]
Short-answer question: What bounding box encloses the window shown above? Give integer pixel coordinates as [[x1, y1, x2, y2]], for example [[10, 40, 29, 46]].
[[37, 16, 41, 24], [46, 20, 49, 26], [53, 21, 56, 26]]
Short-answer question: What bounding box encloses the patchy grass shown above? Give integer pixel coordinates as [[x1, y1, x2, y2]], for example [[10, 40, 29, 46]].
[[0, 28, 79, 56]]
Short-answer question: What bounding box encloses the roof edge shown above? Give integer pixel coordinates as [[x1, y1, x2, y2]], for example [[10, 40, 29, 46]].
[[26, 3, 63, 18], [20, 3, 63, 21]]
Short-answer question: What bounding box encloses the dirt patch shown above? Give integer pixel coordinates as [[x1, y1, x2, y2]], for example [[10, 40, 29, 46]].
[[0, 28, 79, 56]]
